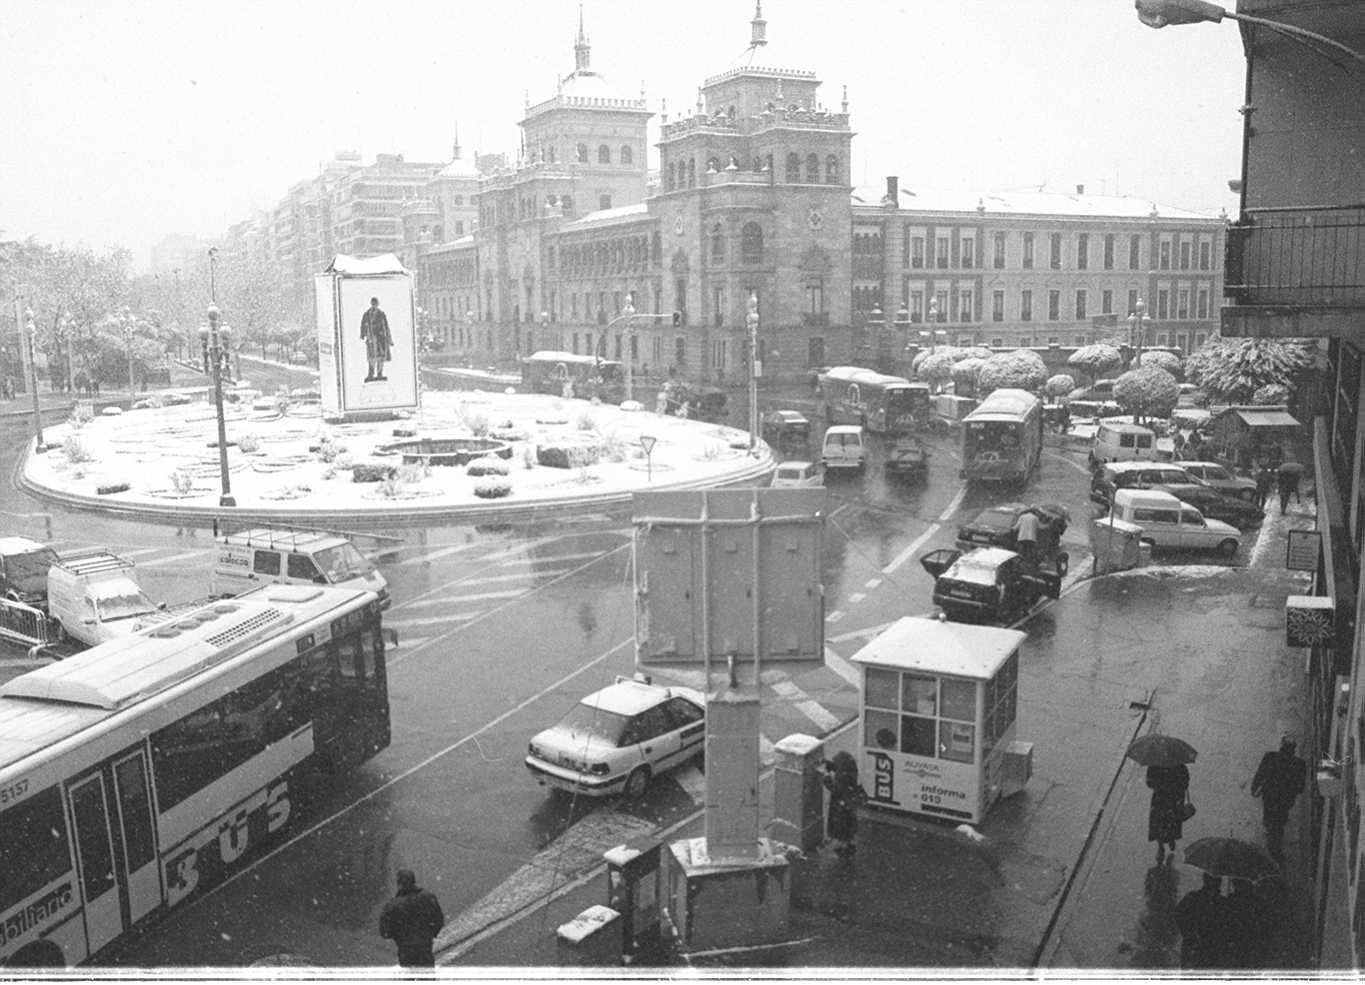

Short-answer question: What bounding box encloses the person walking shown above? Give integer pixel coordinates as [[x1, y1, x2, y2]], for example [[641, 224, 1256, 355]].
[[1276, 459, 1303, 515], [1146, 762, 1191, 861], [1222, 878, 1268, 970], [379, 868, 445, 968], [1251, 736, 1307, 860], [822, 751, 864, 858], [1255, 465, 1274, 511], [1176, 871, 1229, 970], [1013, 508, 1040, 567]]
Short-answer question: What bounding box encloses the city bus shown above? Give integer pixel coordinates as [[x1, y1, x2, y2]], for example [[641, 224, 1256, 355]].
[[521, 350, 625, 402], [0, 584, 391, 967], [817, 366, 930, 434], [959, 388, 1044, 485]]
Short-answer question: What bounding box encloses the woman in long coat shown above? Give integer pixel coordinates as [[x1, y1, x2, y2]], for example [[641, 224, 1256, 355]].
[[1147, 763, 1191, 861], [823, 751, 862, 858]]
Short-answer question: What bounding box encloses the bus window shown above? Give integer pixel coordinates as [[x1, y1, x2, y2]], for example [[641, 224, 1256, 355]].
[[0, 785, 72, 912], [337, 635, 362, 683], [69, 777, 116, 904], [113, 755, 156, 871]]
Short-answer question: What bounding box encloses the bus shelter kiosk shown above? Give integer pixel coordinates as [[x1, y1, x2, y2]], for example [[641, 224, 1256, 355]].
[[850, 616, 1030, 825]]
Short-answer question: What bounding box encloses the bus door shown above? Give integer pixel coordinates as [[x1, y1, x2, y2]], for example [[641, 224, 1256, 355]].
[[67, 749, 161, 954]]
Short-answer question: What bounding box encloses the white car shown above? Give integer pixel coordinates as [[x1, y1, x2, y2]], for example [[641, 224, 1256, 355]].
[[770, 460, 823, 488], [525, 675, 705, 798]]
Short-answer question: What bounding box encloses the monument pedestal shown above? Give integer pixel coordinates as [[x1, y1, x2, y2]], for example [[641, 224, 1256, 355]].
[[666, 836, 792, 953]]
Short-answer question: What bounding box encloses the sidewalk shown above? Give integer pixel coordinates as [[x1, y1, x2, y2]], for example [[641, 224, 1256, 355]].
[[439, 510, 1317, 972]]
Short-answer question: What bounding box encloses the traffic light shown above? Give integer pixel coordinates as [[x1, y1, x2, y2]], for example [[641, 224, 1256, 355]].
[[672, 311, 682, 327]]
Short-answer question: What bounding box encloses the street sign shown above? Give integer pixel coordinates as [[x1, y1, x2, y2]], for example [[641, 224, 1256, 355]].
[[1286, 529, 1321, 572]]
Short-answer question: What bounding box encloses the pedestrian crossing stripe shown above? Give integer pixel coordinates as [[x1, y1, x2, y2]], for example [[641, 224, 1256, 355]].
[[383, 613, 483, 629]]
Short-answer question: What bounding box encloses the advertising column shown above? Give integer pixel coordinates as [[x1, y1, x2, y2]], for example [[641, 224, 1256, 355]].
[[315, 254, 419, 419]]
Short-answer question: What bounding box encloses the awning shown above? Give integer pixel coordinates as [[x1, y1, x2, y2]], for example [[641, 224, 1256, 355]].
[[1222, 407, 1301, 429]]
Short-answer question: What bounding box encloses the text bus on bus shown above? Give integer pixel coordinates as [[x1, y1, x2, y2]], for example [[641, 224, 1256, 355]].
[[0, 584, 390, 967], [817, 366, 930, 434], [959, 388, 1044, 485], [521, 351, 624, 402]]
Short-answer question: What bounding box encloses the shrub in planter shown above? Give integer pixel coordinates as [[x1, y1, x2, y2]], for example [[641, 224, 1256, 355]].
[[352, 462, 398, 483], [466, 456, 510, 477], [537, 441, 603, 469], [64, 434, 94, 463], [170, 468, 194, 494], [491, 427, 529, 442], [577, 411, 598, 431], [473, 477, 513, 499], [237, 433, 262, 454], [97, 481, 131, 495], [69, 404, 94, 429]]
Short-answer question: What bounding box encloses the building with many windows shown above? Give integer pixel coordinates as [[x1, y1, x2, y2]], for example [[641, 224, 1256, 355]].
[[411, 4, 1224, 382]]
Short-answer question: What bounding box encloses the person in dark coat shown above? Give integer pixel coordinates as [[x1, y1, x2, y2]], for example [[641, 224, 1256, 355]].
[[1221, 878, 1267, 970], [1251, 736, 1307, 860], [1255, 465, 1274, 510], [1176, 871, 1228, 970], [379, 868, 445, 968], [360, 296, 394, 383], [1146, 763, 1191, 861], [822, 751, 863, 858], [1276, 459, 1303, 514]]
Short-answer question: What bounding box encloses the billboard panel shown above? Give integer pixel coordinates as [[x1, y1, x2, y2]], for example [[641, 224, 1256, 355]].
[[315, 255, 419, 417]]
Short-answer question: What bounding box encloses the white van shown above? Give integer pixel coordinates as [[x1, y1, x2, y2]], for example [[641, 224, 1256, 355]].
[[820, 425, 867, 474], [1110, 489, 1241, 557], [46, 548, 165, 647], [770, 460, 824, 488], [1090, 422, 1158, 467], [212, 528, 390, 607]]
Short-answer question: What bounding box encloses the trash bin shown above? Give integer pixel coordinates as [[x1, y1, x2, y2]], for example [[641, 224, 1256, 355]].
[[1090, 517, 1143, 573]]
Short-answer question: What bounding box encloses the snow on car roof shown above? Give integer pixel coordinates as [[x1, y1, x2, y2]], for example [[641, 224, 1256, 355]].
[[945, 547, 1017, 585], [581, 679, 675, 717]]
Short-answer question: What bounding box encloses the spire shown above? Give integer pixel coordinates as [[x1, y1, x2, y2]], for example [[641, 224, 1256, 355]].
[[696, 87, 703, 115], [452, 123, 461, 161], [574, 4, 591, 72], [841, 85, 848, 114], [750, 0, 767, 46]]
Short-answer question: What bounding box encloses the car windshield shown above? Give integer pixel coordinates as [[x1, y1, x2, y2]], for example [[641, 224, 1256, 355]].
[[558, 703, 630, 747], [314, 543, 373, 582], [95, 590, 159, 621], [974, 508, 1021, 532]]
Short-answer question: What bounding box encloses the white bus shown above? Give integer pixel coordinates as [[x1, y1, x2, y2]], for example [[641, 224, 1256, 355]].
[[959, 388, 1044, 485], [818, 366, 931, 435], [0, 583, 391, 967]]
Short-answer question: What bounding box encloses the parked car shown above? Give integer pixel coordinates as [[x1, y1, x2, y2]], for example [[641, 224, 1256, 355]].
[[525, 675, 705, 799], [0, 536, 60, 607], [883, 438, 929, 482], [820, 425, 867, 474], [1091, 461, 1203, 508], [1110, 488, 1241, 557], [1089, 422, 1159, 467], [1165, 484, 1266, 529], [770, 460, 823, 488], [920, 546, 1063, 624], [1175, 461, 1258, 501], [955, 502, 1070, 554], [762, 409, 812, 444]]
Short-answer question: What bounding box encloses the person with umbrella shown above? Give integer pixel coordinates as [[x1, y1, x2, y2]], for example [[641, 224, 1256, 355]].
[[1181, 836, 1281, 968], [1127, 734, 1197, 862], [1251, 736, 1307, 861], [1175, 871, 1229, 970]]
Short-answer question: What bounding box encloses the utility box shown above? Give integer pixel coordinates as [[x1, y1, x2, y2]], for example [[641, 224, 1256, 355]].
[[1090, 517, 1144, 573], [771, 734, 825, 853], [1002, 740, 1035, 798], [604, 838, 663, 961]]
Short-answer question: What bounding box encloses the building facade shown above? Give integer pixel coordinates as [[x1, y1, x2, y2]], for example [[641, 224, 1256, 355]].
[[411, 4, 1224, 383]]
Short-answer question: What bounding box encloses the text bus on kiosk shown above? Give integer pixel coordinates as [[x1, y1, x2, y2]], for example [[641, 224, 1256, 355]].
[[817, 366, 930, 435], [522, 350, 624, 402], [959, 387, 1044, 484], [0, 584, 391, 968], [850, 616, 1026, 824]]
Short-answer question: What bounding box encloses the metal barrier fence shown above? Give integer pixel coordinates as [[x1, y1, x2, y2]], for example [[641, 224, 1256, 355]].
[[0, 598, 53, 648]]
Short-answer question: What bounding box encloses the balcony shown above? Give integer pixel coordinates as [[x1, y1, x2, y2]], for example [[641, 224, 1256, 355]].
[[1223, 205, 1365, 339]]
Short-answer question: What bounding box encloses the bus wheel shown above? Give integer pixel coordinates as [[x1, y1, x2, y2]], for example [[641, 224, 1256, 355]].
[[6, 940, 64, 968]]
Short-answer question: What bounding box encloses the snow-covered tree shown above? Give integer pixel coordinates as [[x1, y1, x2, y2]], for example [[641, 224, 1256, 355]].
[[1139, 350, 1183, 378], [1185, 337, 1315, 403], [977, 350, 1047, 396], [1044, 374, 1076, 401], [1113, 365, 1180, 423], [1067, 343, 1123, 385], [916, 350, 959, 393], [1253, 383, 1291, 405], [951, 357, 985, 397]]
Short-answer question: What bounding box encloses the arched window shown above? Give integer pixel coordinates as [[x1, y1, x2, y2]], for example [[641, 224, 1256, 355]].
[[711, 223, 725, 263], [686, 159, 696, 187], [547, 145, 556, 163], [561, 195, 573, 213], [806, 153, 820, 183], [826, 155, 840, 184], [667, 162, 676, 190], [785, 153, 800, 182], [652, 231, 662, 265], [707, 157, 721, 174], [598, 144, 611, 164], [620, 145, 633, 165], [576, 143, 588, 163], [741, 222, 764, 264]]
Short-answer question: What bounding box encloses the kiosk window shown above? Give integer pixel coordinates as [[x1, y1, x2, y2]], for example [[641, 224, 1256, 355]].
[[901, 715, 936, 756], [864, 668, 899, 710], [940, 721, 976, 763], [941, 678, 975, 722], [865, 710, 898, 750], [902, 675, 937, 716]]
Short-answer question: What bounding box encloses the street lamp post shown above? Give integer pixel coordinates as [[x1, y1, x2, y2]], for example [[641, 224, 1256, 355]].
[[539, 310, 549, 356], [865, 303, 885, 371], [1127, 299, 1152, 367], [122, 308, 138, 395], [746, 291, 760, 452], [920, 297, 944, 353], [200, 304, 236, 508], [621, 295, 636, 402], [22, 307, 44, 452]]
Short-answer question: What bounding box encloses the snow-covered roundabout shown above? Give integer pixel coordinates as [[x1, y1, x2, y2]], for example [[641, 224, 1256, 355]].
[[20, 390, 774, 523]]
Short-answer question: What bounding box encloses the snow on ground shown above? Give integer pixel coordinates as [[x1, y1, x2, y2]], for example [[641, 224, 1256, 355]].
[[25, 391, 770, 513]]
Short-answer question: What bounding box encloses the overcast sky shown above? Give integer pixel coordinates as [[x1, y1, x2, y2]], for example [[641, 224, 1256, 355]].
[[1, 0, 1246, 269]]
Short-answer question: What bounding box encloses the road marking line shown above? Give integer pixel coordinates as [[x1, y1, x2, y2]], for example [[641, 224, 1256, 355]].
[[120, 547, 163, 558], [395, 544, 481, 566], [864, 578, 881, 589], [495, 551, 607, 567], [771, 680, 799, 697], [458, 570, 572, 586], [390, 587, 524, 611], [138, 550, 204, 568], [384, 613, 481, 629], [825, 610, 845, 623], [393, 635, 431, 650], [796, 699, 841, 732], [848, 592, 865, 604], [824, 646, 861, 687], [882, 484, 967, 575]]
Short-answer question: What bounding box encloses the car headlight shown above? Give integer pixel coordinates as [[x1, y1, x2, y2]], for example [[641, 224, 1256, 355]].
[[589, 763, 611, 776], [528, 742, 545, 759]]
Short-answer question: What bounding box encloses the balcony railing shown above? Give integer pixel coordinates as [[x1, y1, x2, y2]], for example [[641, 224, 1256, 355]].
[[1225, 205, 1365, 307]]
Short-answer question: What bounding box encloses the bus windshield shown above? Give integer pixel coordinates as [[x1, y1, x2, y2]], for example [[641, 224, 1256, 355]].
[[965, 421, 1023, 454]]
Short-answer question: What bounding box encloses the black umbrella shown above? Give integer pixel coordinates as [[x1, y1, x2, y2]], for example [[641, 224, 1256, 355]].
[[1183, 837, 1279, 881], [1126, 733, 1199, 768]]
